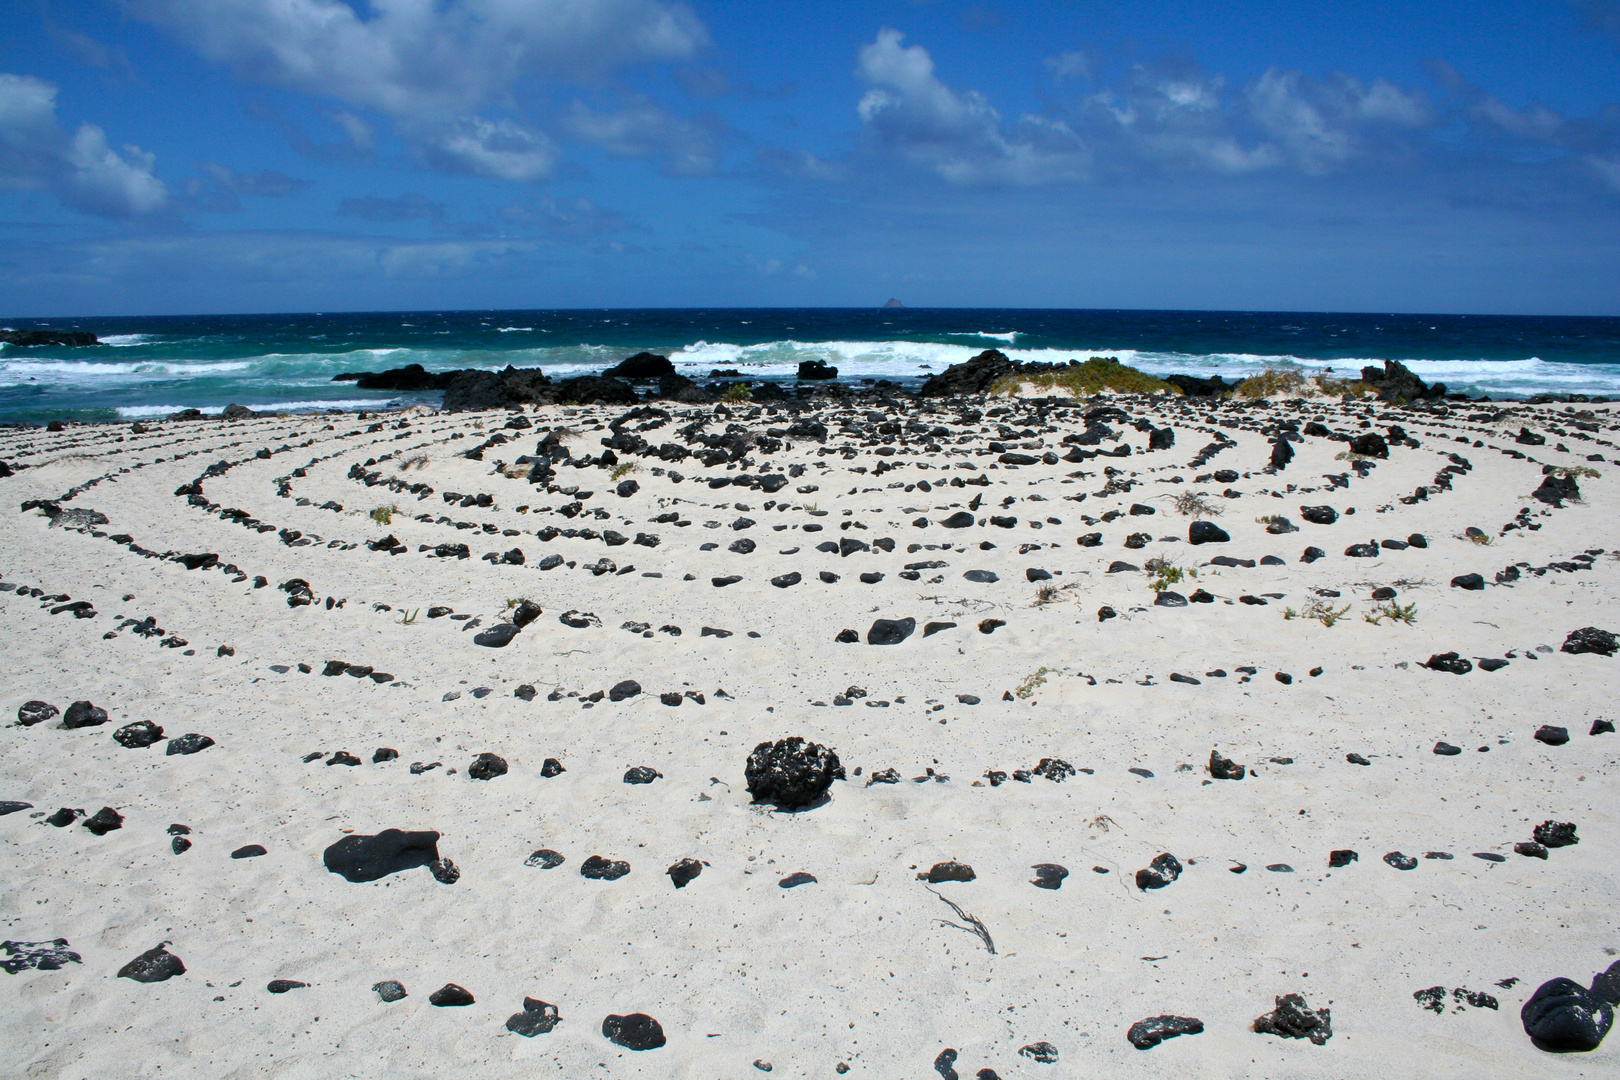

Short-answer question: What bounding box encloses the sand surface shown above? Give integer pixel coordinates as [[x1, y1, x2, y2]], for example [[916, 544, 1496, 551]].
[[1, 391, 1617, 1078]]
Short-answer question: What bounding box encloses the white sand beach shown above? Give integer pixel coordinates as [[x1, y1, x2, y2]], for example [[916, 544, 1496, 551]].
[[2, 386, 1616, 1078]]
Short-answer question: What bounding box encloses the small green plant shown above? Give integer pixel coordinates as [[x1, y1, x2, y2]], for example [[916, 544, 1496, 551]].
[[1146, 560, 1196, 593], [398, 608, 419, 625], [989, 357, 1176, 398], [1255, 513, 1283, 524], [1170, 491, 1221, 516], [1284, 596, 1352, 626], [1364, 601, 1417, 625], [396, 452, 428, 471], [721, 383, 754, 403], [1552, 465, 1602, 479], [1232, 368, 1309, 399], [1015, 667, 1051, 699], [370, 504, 398, 526], [610, 462, 638, 481]]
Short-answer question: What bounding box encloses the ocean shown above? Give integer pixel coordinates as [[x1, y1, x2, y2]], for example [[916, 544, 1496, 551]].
[[3, 308, 1619, 422]]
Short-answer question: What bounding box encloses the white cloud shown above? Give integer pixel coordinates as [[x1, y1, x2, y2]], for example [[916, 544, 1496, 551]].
[[0, 72, 167, 216], [1046, 50, 1090, 82], [562, 97, 717, 174], [129, 0, 708, 116], [855, 29, 1087, 185], [1588, 155, 1620, 192], [129, 0, 710, 183], [414, 115, 557, 182]]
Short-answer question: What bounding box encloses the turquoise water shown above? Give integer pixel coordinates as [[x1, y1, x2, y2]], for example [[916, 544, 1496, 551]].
[[3, 308, 1619, 421]]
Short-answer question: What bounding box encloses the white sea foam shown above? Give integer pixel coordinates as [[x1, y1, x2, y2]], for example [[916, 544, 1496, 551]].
[[98, 334, 156, 347], [115, 398, 387, 418]]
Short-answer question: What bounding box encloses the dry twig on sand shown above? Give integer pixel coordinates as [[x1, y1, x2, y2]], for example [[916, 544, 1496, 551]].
[[928, 888, 995, 954]]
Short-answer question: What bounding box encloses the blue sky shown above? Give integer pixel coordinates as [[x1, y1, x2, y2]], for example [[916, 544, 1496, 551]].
[[3, 0, 1620, 316]]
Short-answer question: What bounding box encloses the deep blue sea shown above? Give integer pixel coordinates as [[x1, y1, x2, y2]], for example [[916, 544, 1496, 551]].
[[4, 308, 1619, 422]]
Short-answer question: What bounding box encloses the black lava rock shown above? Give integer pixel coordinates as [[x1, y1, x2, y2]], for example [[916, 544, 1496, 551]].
[[609, 680, 641, 701], [373, 980, 407, 1001], [779, 871, 817, 888], [430, 857, 460, 883], [512, 600, 543, 628], [1019, 1041, 1059, 1063], [323, 829, 442, 882], [580, 855, 630, 880], [62, 701, 109, 728], [1434, 741, 1462, 756], [1521, 977, 1613, 1051], [1533, 820, 1578, 847], [118, 942, 185, 982], [507, 998, 561, 1036], [429, 983, 475, 1007], [1209, 750, 1245, 780], [17, 700, 58, 726], [1329, 849, 1358, 868], [1301, 505, 1338, 525], [166, 733, 215, 755], [1030, 864, 1068, 890], [1424, 653, 1473, 675], [1562, 626, 1618, 656], [623, 766, 662, 784], [541, 757, 565, 777], [113, 720, 165, 748], [83, 807, 123, 835], [1383, 851, 1418, 870], [327, 751, 361, 766], [474, 623, 521, 648], [746, 737, 845, 808], [1253, 993, 1333, 1044], [1135, 853, 1182, 890], [1127, 1015, 1203, 1050], [469, 753, 508, 780], [0, 939, 82, 973], [1188, 521, 1229, 544], [373, 748, 399, 763], [231, 844, 267, 859], [867, 617, 916, 645], [603, 1012, 666, 1050], [267, 979, 308, 993], [922, 861, 976, 883], [525, 849, 566, 868], [666, 858, 703, 888], [1534, 725, 1570, 746]]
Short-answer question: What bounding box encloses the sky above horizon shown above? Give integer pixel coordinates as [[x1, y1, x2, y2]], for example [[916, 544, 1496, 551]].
[[3, 1, 1620, 318]]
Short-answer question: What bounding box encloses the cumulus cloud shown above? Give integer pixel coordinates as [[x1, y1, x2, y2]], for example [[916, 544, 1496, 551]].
[[0, 72, 167, 216], [129, 0, 712, 183], [856, 28, 1087, 184], [128, 0, 707, 115], [562, 96, 718, 174], [413, 115, 558, 182], [850, 33, 1436, 185]]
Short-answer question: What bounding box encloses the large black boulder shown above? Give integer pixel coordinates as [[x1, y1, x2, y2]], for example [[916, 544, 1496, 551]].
[[1188, 521, 1229, 544], [335, 363, 463, 391], [918, 349, 1017, 397], [323, 829, 442, 882], [554, 375, 638, 406], [798, 359, 838, 380], [602, 352, 675, 379], [1350, 432, 1389, 458], [1534, 472, 1581, 507], [442, 366, 556, 411], [1521, 977, 1612, 1051], [745, 737, 845, 808], [1359, 359, 1441, 403]]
